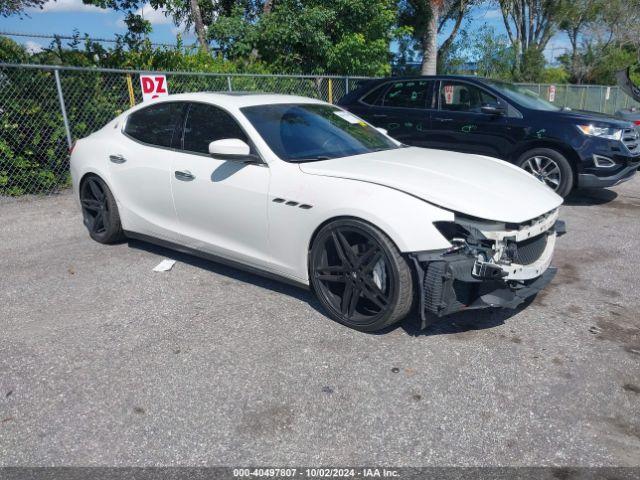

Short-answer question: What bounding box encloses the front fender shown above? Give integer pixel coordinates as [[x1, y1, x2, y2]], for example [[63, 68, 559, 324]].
[[267, 171, 454, 283]]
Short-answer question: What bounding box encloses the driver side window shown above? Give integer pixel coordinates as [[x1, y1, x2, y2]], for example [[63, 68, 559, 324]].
[[439, 82, 498, 113], [182, 103, 248, 155]]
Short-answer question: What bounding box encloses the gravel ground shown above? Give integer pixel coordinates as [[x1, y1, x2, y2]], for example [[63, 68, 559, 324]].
[[0, 178, 639, 467]]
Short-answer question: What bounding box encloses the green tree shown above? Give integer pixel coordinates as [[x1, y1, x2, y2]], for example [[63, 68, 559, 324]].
[[557, 0, 602, 83], [1, 0, 50, 16], [399, 0, 476, 75], [210, 0, 400, 75], [556, 0, 640, 84], [467, 25, 516, 80], [497, 0, 565, 78], [81, 0, 215, 51]]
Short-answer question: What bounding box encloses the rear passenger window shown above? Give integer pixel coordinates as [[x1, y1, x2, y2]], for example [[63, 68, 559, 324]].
[[382, 80, 432, 109], [182, 103, 248, 155], [360, 84, 386, 106], [124, 102, 183, 147]]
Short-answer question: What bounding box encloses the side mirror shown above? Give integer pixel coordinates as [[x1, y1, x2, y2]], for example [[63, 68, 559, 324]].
[[376, 127, 389, 136], [208, 138, 260, 163], [481, 103, 506, 116]]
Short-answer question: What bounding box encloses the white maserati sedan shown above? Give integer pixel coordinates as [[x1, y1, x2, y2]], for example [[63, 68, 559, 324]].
[[70, 92, 565, 332]]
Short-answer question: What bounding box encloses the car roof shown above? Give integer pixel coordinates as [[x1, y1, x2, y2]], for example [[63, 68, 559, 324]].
[[366, 75, 494, 85], [145, 92, 327, 109]]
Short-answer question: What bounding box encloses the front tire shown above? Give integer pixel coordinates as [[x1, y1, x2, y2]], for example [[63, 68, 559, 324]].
[[515, 148, 574, 197], [79, 175, 124, 244], [309, 218, 413, 332]]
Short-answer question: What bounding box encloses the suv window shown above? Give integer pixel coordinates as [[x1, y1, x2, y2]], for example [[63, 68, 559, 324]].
[[382, 80, 432, 109], [360, 84, 387, 106], [439, 81, 498, 113], [182, 103, 248, 154], [124, 102, 184, 147]]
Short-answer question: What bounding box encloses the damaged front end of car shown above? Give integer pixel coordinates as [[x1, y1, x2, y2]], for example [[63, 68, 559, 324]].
[[409, 209, 566, 329]]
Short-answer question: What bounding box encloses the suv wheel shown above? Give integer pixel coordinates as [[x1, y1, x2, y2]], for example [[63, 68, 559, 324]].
[[516, 148, 574, 197]]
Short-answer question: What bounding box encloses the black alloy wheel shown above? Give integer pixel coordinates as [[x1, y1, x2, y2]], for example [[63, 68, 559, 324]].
[[80, 176, 124, 244], [310, 219, 413, 332]]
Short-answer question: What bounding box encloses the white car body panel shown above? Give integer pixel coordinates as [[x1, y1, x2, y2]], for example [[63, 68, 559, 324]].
[[70, 92, 562, 287], [265, 161, 454, 281], [299, 147, 563, 224], [170, 150, 272, 270]]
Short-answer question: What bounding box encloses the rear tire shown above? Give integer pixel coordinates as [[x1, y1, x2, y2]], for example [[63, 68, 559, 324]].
[[515, 148, 574, 197], [309, 218, 413, 332], [79, 175, 124, 244]]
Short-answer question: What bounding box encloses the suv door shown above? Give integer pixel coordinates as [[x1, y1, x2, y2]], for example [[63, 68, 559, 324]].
[[115, 101, 185, 241], [351, 80, 435, 147], [431, 80, 514, 158], [170, 102, 271, 269]]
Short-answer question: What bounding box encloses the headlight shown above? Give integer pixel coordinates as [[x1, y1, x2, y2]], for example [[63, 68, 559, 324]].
[[576, 124, 623, 140]]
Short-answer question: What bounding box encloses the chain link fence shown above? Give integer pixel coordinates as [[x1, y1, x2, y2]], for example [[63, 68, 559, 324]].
[[519, 83, 640, 114], [1, 63, 639, 196], [0, 63, 371, 196]]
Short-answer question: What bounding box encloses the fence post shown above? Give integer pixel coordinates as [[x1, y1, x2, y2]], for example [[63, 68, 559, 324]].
[[328, 78, 333, 104], [227, 76, 233, 92], [345, 77, 349, 95], [54, 68, 72, 149], [126, 74, 136, 108]]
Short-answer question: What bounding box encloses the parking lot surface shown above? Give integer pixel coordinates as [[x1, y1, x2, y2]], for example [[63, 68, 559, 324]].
[[1, 178, 639, 467]]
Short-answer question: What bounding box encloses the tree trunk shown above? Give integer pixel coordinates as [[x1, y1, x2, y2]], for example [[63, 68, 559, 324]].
[[438, 1, 465, 58], [421, 2, 439, 75], [190, 0, 209, 52]]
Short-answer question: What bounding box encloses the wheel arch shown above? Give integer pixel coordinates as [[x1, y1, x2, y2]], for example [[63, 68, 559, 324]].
[[305, 206, 452, 272], [307, 215, 403, 259], [77, 169, 118, 201]]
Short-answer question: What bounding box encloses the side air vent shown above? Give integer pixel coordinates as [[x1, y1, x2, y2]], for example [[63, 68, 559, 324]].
[[272, 197, 313, 209]]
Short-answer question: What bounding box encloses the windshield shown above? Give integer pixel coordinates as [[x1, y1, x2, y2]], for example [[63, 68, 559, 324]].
[[241, 103, 400, 162], [482, 80, 561, 111]]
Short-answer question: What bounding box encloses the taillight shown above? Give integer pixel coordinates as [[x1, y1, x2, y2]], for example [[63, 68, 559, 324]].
[[634, 120, 640, 126], [69, 141, 77, 154]]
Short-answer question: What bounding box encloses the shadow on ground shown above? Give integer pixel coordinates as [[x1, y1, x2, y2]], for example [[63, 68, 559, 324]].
[[127, 238, 531, 338], [399, 305, 522, 337], [127, 238, 315, 305], [564, 188, 618, 206]]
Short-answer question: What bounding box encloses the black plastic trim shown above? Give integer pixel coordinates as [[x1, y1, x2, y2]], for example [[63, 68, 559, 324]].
[[410, 248, 557, 330], [577, 162, 639, 188]]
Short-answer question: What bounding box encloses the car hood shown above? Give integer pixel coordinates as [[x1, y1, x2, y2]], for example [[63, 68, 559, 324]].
[[299, 147, 563, 223], [553, 109, 632, 128]]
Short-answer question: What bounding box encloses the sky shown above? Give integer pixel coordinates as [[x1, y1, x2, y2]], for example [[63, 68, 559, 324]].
[[0, 0, 571, 63]]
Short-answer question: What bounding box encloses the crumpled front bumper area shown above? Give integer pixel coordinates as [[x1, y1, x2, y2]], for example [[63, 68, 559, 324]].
[[409, 221, 562, 330]]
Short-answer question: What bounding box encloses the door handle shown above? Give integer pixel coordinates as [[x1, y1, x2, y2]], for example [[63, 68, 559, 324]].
[[174, 170, 195, 181], [109, 154, 127, 164], [434, 117, 453, 122], [373, 114, 388, 118]]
